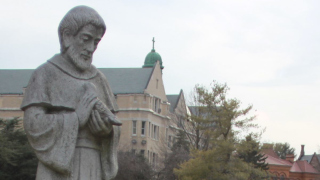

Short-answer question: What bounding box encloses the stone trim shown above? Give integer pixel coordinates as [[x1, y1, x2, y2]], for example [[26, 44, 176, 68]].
[[0, 108, 21, 111], [118, 108, 170, 119]]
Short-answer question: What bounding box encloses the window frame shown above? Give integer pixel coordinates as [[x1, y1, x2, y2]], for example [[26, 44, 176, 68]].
[[132, 120, 137, 136], [141, 121, 146, 136]]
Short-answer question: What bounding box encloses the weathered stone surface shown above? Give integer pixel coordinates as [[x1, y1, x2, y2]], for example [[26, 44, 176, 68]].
[[21, 6, 121, 180]]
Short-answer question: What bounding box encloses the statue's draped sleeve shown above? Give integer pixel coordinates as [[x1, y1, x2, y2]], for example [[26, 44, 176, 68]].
[[21, 64, 79, 174], [96, 71, 120, 180]]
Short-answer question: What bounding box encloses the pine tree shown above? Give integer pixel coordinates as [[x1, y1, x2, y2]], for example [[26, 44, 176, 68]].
[[0, 118, 38, 180]]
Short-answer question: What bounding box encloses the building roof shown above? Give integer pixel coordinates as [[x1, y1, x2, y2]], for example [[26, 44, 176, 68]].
[[0, 68, 153, 95], [166, 95, 179, 113], [0, 69, 33, 94], [99, 68, 153, 94], [262, 148, 280, 159], [188, 106, 199, 116], [300, 155, 313, 163], [264, 154, 293, 167], [262, 149, 292, 167], [290, 160, 320, 174], [167, 90, 184, 113]]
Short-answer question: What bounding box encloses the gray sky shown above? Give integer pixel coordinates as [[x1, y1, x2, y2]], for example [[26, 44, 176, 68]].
[[1, 0, 320, 155]]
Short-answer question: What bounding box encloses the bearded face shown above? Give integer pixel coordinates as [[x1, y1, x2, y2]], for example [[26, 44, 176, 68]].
[[68, 43, 93, 71], [64, 24, 104, 71]]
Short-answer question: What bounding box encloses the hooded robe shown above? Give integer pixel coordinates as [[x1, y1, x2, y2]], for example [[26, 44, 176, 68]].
[[21, 54, 120, 180]]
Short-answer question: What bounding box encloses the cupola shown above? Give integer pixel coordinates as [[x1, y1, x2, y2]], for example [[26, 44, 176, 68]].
[[143, 37, 164, 69]]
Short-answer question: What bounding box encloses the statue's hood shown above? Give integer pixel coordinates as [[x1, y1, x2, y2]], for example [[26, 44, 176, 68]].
[[48, 54, 98, 80]]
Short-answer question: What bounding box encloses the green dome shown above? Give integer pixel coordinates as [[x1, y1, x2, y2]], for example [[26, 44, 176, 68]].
[[143, 49, 164, 69]]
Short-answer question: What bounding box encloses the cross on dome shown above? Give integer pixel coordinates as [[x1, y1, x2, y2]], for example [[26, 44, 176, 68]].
[[152, 37, 155, 49], [143, 37, 164, 69]]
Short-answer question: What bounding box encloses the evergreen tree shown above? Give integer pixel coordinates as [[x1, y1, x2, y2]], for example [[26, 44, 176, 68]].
[[0, 118, 38, 180], [237, 134, 269, 179], [238, 134, 268, 170]]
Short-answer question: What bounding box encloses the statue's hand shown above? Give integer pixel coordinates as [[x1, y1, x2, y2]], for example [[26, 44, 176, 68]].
[[94, 100, 122, 126], [88, 110, 112, 137], [76, 84, 98, 128]]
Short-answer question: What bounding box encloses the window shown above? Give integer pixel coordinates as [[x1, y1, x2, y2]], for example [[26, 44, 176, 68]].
[[141, 121, 146, 136], [153, 98, 157, 111], [152, 125, 159, 140], [140, 150, 145, 155], [151, 124, 154, 138], [153, 125, 157, 140], [132, 149, 136, 154], [132, 121, 137, 135], [153, 153, 156, 165], [153, 97, 161, 113], [149, 123, 151, 137], [165, 128, 168, 143]]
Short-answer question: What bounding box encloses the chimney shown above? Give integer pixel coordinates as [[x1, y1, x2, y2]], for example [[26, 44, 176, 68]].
[[298, 144, 305, 160], [286, 154, 295, 163]]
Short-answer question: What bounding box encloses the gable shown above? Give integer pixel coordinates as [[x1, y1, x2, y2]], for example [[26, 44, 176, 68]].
[[174, 90, 188, 115], [144, 61, 167, 101]]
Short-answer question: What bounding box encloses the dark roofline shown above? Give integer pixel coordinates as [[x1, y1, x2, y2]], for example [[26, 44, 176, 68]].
[[0, 68, 153, 95], [114, 92, 144, 95], [0, 93, 24, 95]]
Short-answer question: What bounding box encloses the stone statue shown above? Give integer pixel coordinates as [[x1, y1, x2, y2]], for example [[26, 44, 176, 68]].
[[21, 6, 122, 180]]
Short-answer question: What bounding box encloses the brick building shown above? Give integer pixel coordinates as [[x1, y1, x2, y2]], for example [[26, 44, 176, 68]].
[[263, 147, 320, 180]]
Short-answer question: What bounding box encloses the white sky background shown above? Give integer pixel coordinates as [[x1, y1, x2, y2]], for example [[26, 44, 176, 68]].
[[1, 0, 320, 155]]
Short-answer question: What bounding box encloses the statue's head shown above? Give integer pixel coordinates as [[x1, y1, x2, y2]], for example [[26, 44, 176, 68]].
[[58, 6, 106, 71]]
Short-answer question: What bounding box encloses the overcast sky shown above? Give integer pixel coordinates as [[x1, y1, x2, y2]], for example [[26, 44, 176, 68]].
[[1, 0, 320, 156]]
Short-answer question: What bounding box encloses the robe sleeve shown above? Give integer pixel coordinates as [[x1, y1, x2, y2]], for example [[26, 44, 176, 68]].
[[24, 106, 79, 174], [21, 64, 52, 110], [101, 125, 121, 180]]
